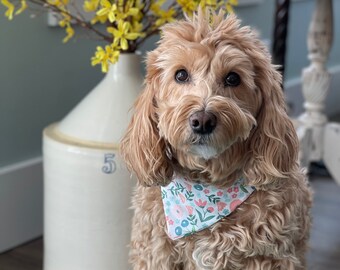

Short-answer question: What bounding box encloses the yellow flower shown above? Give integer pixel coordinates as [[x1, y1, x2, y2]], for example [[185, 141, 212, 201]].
[[57, 12, 74, 43], [62, 23, 75, 43], [97, 0, 117, 23], [131, 19, 145, 38], [83, 0, 100, 12], [177, 0, 198, 16], [107, 20, 140, 50], [225, 0, 237, 14], [132, 0, 144, 20], [91, 14, 107, 24], [91, 45, 120, 73], [1, 0, 15, 20], [115, 0, 139, 21], [47, 0, 68, 7], [154, 8, 176, 27], [200, 0, 218, 9], [58, 12, 71, 27], [150, 0, 166, 15], [15, 0, 27, 15]]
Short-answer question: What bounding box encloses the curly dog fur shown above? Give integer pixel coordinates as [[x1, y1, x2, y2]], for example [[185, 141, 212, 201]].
[[120, 10, 312, 270]]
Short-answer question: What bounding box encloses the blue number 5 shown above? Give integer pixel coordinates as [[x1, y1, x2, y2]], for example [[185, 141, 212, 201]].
[[102, 153, 116, 174]]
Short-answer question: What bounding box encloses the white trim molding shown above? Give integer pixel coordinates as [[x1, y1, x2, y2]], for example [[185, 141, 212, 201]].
[[0, 157, 43, 253]]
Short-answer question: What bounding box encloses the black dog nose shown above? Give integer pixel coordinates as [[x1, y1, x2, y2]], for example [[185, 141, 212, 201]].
[[189, 111, 217, 135]]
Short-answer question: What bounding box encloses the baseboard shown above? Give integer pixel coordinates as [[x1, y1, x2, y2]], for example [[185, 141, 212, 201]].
[[285, 64, 340, 118], [0, 157, 43, 253]]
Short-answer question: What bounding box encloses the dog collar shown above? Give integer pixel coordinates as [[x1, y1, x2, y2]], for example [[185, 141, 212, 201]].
[[161, 176, 255, 240]]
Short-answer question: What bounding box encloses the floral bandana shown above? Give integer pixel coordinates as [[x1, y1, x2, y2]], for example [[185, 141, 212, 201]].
[[161, 176, 255, 240]]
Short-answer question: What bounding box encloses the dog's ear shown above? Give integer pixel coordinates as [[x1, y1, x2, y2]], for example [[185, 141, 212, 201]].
[[120, 51, 173, 187], [244, 47, 299, 187]]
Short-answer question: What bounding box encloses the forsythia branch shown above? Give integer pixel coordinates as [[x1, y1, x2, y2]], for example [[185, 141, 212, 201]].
[[1, 0, 238, 72]]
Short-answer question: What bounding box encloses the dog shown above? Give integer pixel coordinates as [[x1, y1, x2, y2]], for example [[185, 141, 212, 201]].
[[120, 10, 312, 270]]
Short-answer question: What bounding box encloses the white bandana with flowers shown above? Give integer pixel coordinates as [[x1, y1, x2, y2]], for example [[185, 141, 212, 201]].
[[161, 176, 255, 240]]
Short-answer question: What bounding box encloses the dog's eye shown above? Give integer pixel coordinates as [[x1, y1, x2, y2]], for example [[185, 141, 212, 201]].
[[224, 72, 241, 87], [175, 69, 189, 83]]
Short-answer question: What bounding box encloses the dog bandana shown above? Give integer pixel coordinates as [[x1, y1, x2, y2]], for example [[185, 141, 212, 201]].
[[161, 176, 255, 240]]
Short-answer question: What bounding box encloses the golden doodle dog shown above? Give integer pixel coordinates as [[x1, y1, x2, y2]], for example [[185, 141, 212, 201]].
[[121, 10, 312, 270]]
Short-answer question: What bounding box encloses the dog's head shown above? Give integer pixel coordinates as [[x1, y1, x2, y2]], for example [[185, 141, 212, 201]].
[[120, 11, 298, 188]]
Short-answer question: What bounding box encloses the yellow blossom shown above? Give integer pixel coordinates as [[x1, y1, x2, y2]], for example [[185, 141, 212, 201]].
[[131, 19, 145, 38], [97, 0, 117, 23], [83, 0, 100, 12], [47, 0, 68, 7], [62, 23, 75, 43], [115, 0, 139, 21], [150, 0, 166, 15], [91, 45, 120, 73], [91, 14, 107, 24], [199, 0, 218, 10], [177, 0, 198, 16], [58, 12, 71, 27], [229, 0, 238, 5], [132, 0, 144, 21], [1, 0, 15, 20], [15, 0, 27, 15], [226, 0, 237, 14], [154, 8, 176, 27], [107, 20, 140, 50]]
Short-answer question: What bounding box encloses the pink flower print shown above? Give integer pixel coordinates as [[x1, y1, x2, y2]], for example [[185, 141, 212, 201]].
[[168, 219, 174, 225], [230, 199, 242, 212], [179, 193, 186, 203], [166, 216, 169, 221], [184, 182, 192, 191], [194, 199, 207, 208], [186, 205, 194, 215], [204, 189, 210, 194], [207, 207, 214, 213], [217, 202, 227, 212], [232, 194, 237, 199], [172, 205, 183, 219], [227, 188, 233, 193], [234, 187, 239, 193], [217, 191, 223, 196]]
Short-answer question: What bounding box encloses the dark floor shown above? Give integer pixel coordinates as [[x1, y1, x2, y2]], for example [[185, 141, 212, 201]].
[[0, 176, 340, 270], [0, 238, 42, 270]]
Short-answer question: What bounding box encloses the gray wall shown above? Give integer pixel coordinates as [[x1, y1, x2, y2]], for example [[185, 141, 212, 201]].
[[0, 0, 339, 167], [0, 13, 104, 167], [236, 0, 340, 80]]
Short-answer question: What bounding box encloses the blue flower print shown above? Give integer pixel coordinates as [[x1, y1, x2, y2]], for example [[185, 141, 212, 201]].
[[175, 226, 182, 236], [194, 184, 203, 191], [181, 220, 189, 227]]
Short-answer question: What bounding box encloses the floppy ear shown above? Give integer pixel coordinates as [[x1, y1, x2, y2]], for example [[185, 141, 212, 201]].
[[120, 52, 173, 186], [245, 53, 299, 187]]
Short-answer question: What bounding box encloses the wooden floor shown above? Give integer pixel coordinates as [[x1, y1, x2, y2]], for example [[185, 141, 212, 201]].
[[0, 176, 340, 270]]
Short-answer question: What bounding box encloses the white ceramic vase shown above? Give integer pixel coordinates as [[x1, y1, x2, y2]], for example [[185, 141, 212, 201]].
[[43, 54, 142, 270]]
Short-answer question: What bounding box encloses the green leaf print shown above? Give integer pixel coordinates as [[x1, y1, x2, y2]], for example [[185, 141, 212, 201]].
[[185, 190, 194, 201], [169, 183, 185, 196], [187, 214, 197, 226], [187, 215, 196, 221], [161, 189, 167, 199], [207, 194, 221, 204], [240, 184, 249, 193], [196, 209, 215, 223]]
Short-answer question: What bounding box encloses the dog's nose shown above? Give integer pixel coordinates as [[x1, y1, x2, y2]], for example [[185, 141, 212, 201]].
[[189, 111, 217, 135]]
